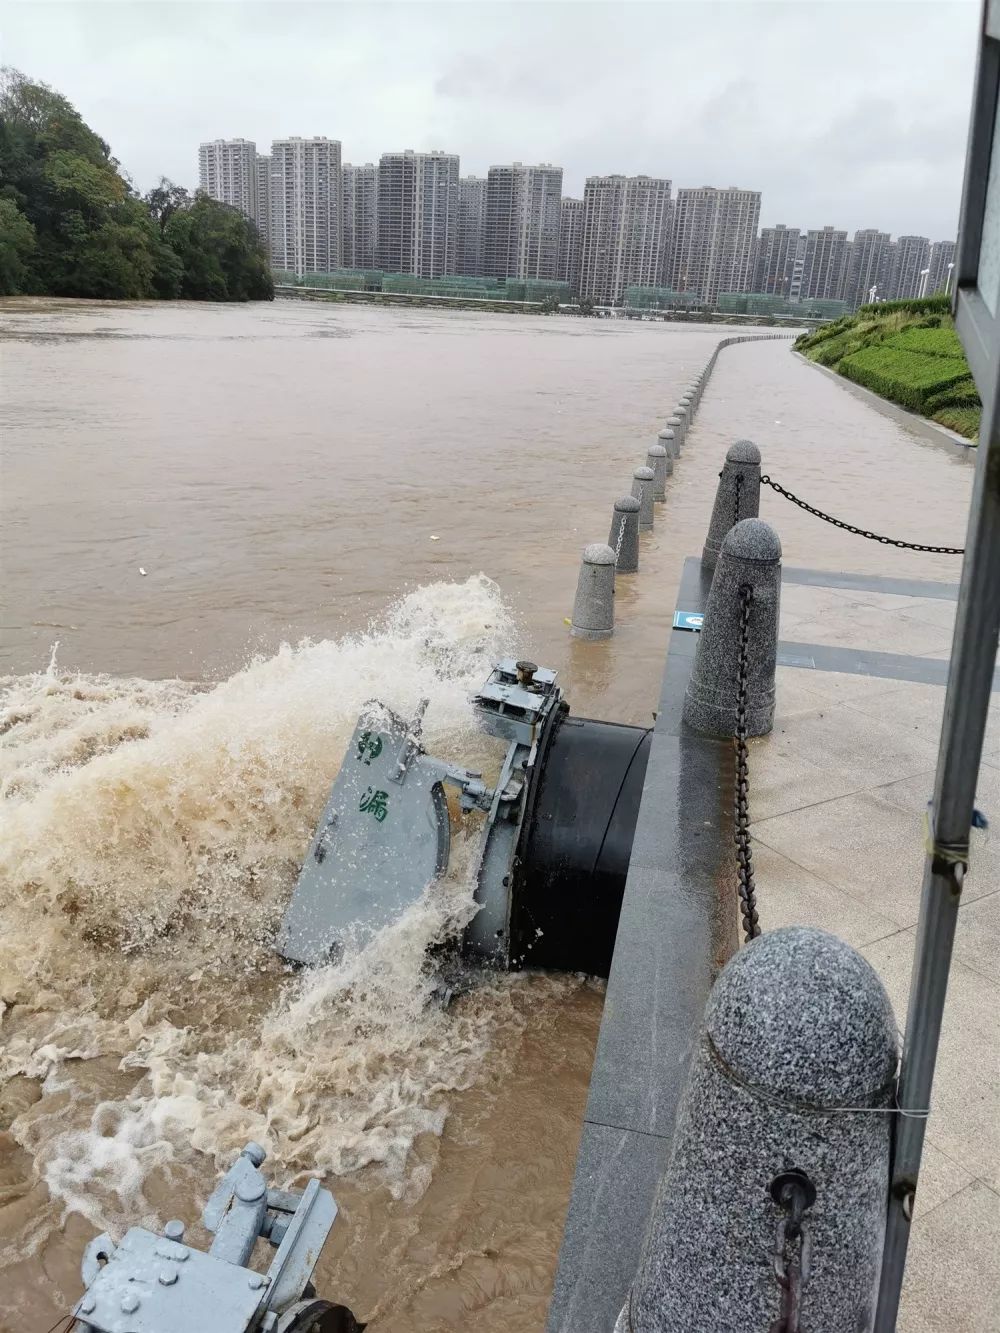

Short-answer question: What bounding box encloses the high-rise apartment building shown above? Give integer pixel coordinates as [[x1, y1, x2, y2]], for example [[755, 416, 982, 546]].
[[842, 228, 891, 308], [376, 150, 460, 278], [455, 176, 487, 277], [558, 197, 586, 293], [269, 137, 343, 277], [878, 241, 897, 300], [926, 240, 956, 296], [789, 234, 807, 301], [482, 163, 563, 281], [342, 163, 378, 269], [198, 139, 260, 224], [889, 235, 932, 299], [255, 155, 271, 253], [751, 225, 800, 296], [578, 175, 673, 305], [801, 226, 849, 301], [667, 187, 760, 305]]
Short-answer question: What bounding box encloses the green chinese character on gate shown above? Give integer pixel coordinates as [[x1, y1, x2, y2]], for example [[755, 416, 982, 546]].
[[359, 786, 389, 822], [356, 731, 383, 766]]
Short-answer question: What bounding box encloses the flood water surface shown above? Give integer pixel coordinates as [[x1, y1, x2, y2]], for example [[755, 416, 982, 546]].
[[0, 299, 975, 1332]]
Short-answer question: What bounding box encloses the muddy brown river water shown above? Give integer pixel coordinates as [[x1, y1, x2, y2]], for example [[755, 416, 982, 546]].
[[0, 298, 975, 1332]]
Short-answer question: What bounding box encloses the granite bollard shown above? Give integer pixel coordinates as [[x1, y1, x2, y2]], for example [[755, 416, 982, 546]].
[[570, 542, 616, 639], [631, 466, 655, 531], [666, 413, 684, 451], [684, 517, 780, 737], [701, 438, 762, 570], [608, 495, 640, 573], [616, 927, 897, 1333], [659, 427, 679, 462], [646, 443, 669, 501]]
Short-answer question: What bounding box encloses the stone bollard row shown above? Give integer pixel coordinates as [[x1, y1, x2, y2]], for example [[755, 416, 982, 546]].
[[702, 439, 762, 569], [569, 333, 795, 638], [608, 495, 640, 573], [646, 444, 668, 502], [683, 517, 781, 737], [656, 430, 675, 475], [631, 466, 655, 531], [616, 926, 897, 1333], [570, 543, 616, 639]]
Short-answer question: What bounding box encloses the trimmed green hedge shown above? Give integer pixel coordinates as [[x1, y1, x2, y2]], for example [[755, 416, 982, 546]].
[[924, 378, 980, 413], [886, 325, 966, 359], [857, 295, 950, 318], [932, 405, 980, 438], [839, 345, 970, 412]]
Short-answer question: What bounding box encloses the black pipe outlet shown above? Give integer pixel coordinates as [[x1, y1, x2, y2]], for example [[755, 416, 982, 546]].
[[509, 713, 652, 977]]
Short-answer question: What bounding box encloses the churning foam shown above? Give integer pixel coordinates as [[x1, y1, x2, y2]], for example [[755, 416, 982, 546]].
[[0, 576, 539, 1239]]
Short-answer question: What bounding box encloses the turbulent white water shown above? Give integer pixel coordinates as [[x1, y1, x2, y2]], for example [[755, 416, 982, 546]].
[[0, 575, 531, 1245]]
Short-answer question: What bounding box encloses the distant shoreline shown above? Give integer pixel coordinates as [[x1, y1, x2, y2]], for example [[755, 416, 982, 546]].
[[274, 284, 816, 327]]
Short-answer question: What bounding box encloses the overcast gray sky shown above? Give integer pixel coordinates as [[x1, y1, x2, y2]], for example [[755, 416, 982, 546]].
[[1, 0, 981, 239]]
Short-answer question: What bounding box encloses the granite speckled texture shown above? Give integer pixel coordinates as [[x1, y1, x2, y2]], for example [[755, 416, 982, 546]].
[[659, 427, 679, 461], [618, 927, 897, 1333], [571, 542, 616, 639], [666, 413, 685, 451], [702, 439, 762, 570], [631, 467, 655, 531], [647, 444, 669, 501], [685, 517, 781, 737], [609, 496, 641, 574]]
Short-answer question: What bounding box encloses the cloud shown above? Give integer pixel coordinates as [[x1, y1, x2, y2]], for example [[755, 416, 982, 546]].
[[0, 0, 980, 238]]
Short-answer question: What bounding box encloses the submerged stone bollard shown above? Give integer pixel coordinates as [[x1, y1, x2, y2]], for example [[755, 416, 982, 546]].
[[684, 517, 780, 737], [616, 927, 897, 1333], [702, 439, 762, 570], [631, 466, 655, 531], [570, 542, 616, 639], [646, 443, 668, 501], [666, 413, 684, 451], [659, 427, 679, 462], [608, 495, 640, 573]]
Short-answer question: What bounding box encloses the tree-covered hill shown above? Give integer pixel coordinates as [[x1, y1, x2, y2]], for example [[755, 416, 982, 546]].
[[0, 68, 272, 302]]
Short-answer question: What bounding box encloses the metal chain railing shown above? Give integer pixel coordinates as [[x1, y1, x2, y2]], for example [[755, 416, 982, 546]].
[[615, 514, 627, 560], [735, 583, 760, 944], [761, 476, 965, 555], [769, 1170, 817, 1333]]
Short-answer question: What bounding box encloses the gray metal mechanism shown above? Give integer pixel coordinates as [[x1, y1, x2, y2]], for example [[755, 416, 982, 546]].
[[463, 659, 561, 962], [73, 1143, 341, 1333], [277, 660, 563, 969]]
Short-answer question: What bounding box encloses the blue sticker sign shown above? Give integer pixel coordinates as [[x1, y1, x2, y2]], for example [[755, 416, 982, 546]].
[[673, 610, 704, 632]]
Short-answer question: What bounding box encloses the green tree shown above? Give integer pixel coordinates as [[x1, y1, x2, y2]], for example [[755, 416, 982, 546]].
[[0, 69, 272, 302], [0, 198, 36, 293], [577, 296, 596, 316], [158, 188, 272, 301]]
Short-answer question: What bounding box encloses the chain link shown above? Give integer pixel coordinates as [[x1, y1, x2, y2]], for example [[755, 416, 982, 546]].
[[769, 1171, 816, 1333], [733, 470, 742, 526], [761, 476, 964, 555], [615, 513, 627, 560], [735, 584, 760, 944]]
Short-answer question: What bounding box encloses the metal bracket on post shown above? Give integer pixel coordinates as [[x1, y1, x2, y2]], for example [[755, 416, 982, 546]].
[[73, 1144, 342, 1333]]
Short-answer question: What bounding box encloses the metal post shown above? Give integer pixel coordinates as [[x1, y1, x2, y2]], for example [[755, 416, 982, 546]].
[[874, 358, 1000, 1333], [875, 6, 1000, 1324]]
